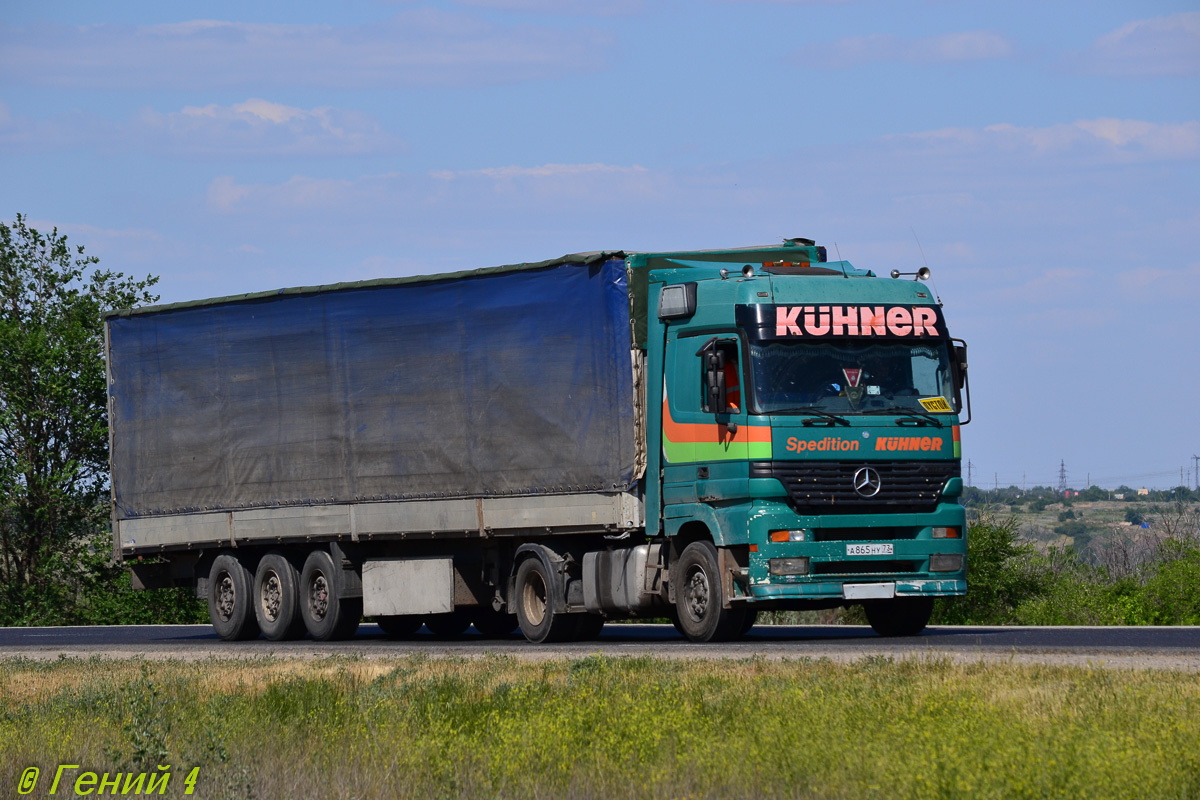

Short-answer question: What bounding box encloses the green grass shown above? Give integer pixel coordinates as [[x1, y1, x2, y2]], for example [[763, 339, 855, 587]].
[[2, 655, 1199, 799]]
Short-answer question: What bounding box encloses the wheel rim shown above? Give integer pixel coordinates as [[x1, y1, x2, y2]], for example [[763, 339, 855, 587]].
[[215, 572, 236, 622], [309, 573, 329, 621], [521, 569, 547, 627], [260, 570, 282, 623], [684, 565, 710, 622]]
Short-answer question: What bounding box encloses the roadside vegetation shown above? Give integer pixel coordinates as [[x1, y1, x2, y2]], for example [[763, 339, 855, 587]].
[[0, 215, 201, 626], [2, 654, 1198, 799], [937, 493, 1200, 626]]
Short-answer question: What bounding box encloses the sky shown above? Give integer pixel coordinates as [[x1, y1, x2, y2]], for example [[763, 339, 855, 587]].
[[1, 0, 1197, 490]]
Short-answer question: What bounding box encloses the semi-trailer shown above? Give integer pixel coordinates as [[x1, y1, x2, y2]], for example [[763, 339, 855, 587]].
[[106, 239, 970, 643]]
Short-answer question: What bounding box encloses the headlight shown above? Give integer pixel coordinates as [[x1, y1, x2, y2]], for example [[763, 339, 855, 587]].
[[929, 554, 963, 572], [769, 557, 810, 576]]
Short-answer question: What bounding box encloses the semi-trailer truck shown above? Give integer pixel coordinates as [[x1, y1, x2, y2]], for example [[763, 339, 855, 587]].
[[106, 239, 970, 643]]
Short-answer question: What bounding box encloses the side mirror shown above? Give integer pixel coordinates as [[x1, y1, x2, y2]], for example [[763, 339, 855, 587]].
[[704, 350, 726, 414], [697, 337, 734, 415], [951, 338, 971, 425]]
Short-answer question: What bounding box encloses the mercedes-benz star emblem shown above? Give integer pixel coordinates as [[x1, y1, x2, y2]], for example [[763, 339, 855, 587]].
[[852, 467, 882, 497]]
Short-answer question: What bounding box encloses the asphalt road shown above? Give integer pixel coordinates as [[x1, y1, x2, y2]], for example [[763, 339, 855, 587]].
[[2, 623, 1198, 668]]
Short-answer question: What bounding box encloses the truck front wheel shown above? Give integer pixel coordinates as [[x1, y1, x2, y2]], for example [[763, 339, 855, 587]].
[[864, 597, 934, 637], [208, 554, 260, 641], [300, 550, 361, 641], [673, 541, 746, 643], [513, 557, 574, 643]]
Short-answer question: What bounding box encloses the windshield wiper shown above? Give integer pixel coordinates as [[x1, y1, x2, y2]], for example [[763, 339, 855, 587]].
[[862, 406, 944, 427], [768, 407, 851, 426]]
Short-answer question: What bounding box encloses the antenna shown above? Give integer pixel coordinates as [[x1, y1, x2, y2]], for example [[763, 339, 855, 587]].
[[1058, 460, 1068, 494], [910, 227, 943, 305], [834, 242, 842, 261]]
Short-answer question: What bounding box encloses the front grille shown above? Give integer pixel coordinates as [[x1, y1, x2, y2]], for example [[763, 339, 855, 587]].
[[812, 560, 920, 576], [751, 460, 959, 514]]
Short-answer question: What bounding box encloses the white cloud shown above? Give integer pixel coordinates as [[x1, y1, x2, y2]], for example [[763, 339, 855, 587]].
[[205, 162, 660, 217], [0, 9, 612, 90], [802, 30, 1012, 68], [1081, 12, 1200, 77], [1116, 263, 1200, 300], [137, 99, 404, 157], [455, 0, 642, 15], [0, 99, 402, 158], [909, 118, 1200, 162], [432, 163, 648, 179]]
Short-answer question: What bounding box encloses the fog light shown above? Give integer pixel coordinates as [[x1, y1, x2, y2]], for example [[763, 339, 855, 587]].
[[929, 554, 963, 572], [769, 557, 810, 576], [769, 529, 807, 542], [932, 526, 961, 539]]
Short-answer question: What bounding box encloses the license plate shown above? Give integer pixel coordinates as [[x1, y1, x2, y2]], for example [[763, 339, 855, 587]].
[[846, 543, 893, 556]]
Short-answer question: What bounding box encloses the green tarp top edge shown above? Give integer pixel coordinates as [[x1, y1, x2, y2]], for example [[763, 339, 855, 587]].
[[103, 250, 626, 319]]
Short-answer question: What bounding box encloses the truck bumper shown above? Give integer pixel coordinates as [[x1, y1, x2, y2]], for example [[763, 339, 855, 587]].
[[740, 499, 968, 603]]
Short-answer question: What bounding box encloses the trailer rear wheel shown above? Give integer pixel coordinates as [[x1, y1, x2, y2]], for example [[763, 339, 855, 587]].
[[254, 553, 306, 641], [864, 597, 934, 637], [208, 554, 260, 641], [673, 541, 745, 643], [377, 615, 422, 638], [514, 557, 574, 643], [300, 550, 361, 641]]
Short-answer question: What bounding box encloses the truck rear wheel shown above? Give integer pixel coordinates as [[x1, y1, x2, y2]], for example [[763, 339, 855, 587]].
[[864, 597, 934, 637], [300, 550, 361, 641], [673, 541, 745, 643], [254, 553, 306, 641], [514, 557, 575, 643], [208, 554, 261, 641]]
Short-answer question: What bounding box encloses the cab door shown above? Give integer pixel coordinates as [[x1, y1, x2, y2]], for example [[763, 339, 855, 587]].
[[661, 331, 749, 505]]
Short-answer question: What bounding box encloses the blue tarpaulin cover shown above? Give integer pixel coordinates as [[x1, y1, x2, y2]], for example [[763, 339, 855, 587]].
[[107, 258, 636, 519]]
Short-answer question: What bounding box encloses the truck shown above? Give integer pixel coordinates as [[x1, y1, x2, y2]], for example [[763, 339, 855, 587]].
[[105, 239, 970, 643]]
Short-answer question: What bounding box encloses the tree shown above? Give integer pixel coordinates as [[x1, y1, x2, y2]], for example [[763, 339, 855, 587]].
[[0, 214, 158, 622]]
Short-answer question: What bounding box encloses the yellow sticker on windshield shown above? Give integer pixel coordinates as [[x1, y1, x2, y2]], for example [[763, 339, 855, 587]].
[[919, 396, 953, 413]]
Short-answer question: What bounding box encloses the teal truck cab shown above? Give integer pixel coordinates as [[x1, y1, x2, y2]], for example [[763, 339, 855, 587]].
[[635, 239, 969, 641]]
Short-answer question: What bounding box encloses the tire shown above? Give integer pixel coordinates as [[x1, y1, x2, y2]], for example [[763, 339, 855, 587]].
[[377, 615, 422, 638], [208, 553, 261, 641], [300, 550, 361, 641], [740, 609, 759, 635], [673, 541, 745, 643], [425, 610, 472, 638], [864, 597, 934, 637], [253, 552, 306, 641], [513, 556, 575, 643], [471, 607, 519, 638], [571, 613, 606, 641]]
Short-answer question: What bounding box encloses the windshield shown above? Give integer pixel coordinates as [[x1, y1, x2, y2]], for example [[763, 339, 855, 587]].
[[749, 340, 957, 415]]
